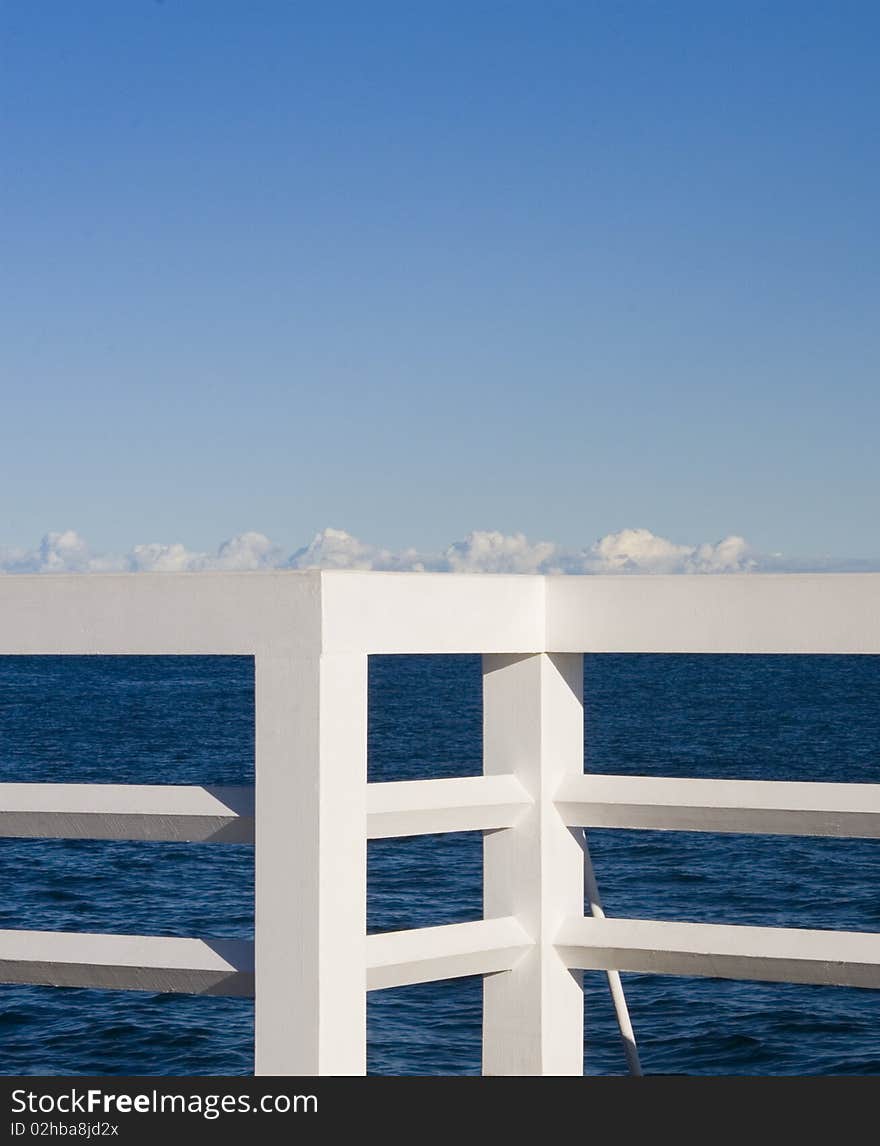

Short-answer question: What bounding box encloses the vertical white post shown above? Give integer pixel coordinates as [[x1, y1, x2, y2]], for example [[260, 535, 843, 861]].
[[254, 652, 368, 1075], [482, 652, 585, 1075]]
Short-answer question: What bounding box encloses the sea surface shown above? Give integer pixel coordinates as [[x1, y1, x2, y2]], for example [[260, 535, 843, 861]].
[[0, 653, 878, 1076]]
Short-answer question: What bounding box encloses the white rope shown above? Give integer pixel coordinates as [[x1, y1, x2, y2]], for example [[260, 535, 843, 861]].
[[580, 829, 643, 1076]]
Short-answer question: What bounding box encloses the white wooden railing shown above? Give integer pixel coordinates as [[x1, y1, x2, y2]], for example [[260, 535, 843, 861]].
[[1, 570, 879, 1075]]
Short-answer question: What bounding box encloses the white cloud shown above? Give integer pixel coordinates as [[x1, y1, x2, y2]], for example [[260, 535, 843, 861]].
[[213, 531, 283, 571], [0, 525, 850, 577], [580, 528, 755, 574], [440, 530, 559, 574], [127, 541, 205, 573], [0, 530, 284, 575], [690, 534, 753, 573], [39, 530, 93, 572], [127, 531, 284, 573], [289, 528, 425, 571], [0, 530, 123, 574]]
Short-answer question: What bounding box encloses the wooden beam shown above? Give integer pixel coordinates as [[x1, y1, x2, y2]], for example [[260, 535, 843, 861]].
[[0, 776, 531, 844], [0, 784, 254, 843], [556, 774, 880, 838], [482, 653, 586, 1075], [0, 918, 530, 997], [366, 918, 531, 991], [366, 775, 530, 838], [557, 916, 880, 988], [0, 928, 254, 995], [545, 573, 880, 654], [255, 652, 368, 1076]]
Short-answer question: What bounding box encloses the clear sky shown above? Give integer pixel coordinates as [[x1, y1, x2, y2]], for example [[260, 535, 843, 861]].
[[2, 1, 878, 567]]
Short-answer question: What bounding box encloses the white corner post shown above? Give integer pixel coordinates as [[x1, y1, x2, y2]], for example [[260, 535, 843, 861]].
[[482, 652, 585, 1075], [254, 651, 368, 1075]]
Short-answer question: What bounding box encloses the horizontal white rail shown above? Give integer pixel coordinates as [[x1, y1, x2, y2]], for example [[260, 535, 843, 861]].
[[0, 776, 532, 843], [0, 929, 254, 995], [18, 774, 880, 845], [9, 913, 879, 999], [0, 784, 255, 843], [0, 918, 532, 998], [556, 775, 880, 838], [547, 573, 880, 653], [557, 917, 880, 989], [366, 918, 531, 990], [2, 571, 880, 655], [366, 775, 531, 838]]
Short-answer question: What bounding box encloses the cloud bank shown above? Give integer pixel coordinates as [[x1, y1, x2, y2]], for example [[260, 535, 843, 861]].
[[4, 525, 873, 576], [0, 525, 779, 575]]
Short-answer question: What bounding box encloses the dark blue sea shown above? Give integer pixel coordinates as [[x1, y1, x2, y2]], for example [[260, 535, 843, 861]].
[[1, 654, 878, 1076]]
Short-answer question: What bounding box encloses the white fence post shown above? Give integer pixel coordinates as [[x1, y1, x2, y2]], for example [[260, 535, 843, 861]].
[[482, 652, 585, 1075], [254, 651, 368, 1075]]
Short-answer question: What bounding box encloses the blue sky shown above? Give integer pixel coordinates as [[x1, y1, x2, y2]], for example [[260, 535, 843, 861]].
[[2, 1, 878, 569]]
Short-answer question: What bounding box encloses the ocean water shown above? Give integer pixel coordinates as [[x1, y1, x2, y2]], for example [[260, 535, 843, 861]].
[[0, 653, 878, 1076]]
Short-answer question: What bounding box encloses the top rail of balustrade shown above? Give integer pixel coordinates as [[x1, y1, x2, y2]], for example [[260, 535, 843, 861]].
[[0, 571, 323, 657], [0, 570, 878, 656], [546, 572, 880, 654], [0, 571, 546, 656]]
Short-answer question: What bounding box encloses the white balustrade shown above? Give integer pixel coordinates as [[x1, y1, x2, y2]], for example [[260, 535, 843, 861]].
[[0, 570, 878, 1075]]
